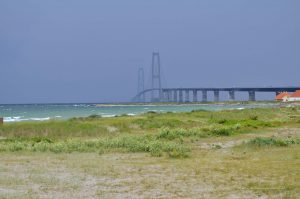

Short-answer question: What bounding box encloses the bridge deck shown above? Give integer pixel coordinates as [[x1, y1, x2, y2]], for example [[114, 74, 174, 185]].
[[133, 87, 300, 102], [161, 87, 300, 92]]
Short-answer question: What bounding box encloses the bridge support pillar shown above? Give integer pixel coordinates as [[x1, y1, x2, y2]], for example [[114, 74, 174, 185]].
[[173, 90, 177, 102], [214, 91, 220, 102], [166, 91, 170, 102], [179, 90, 183, 103], [248, 91, 256, 101], [193, 90, 197, 102], [202, 90, 207, 102], [229, 90, 235, 101], [185, 90, 190, 102], [167, 90, 172, 102], [162, 91, 167, 102]]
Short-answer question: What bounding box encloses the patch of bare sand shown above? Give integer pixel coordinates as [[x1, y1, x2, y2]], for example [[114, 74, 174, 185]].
[[2, 127, 298, 198], [0, 153, 263, 199]]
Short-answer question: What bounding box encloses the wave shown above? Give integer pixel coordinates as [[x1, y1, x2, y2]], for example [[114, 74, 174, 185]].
[[4, 117, 29, 122], [4, 116, 51, 122], [101, 114, 116, 118], [31, 117, 50, 121], [127, 113, 136, 116]]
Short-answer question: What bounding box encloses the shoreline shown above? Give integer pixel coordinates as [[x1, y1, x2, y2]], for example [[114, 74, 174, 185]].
[[0, 102, 294, 123]]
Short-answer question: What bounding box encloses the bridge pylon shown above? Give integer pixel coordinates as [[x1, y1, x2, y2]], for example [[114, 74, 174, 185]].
[[137, 67, 145, 102], [151, 52, 162, 102]]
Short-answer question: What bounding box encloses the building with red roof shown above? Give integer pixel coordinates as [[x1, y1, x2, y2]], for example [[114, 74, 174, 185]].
[[275, 92, 290, 101], [288, 90, 300, 101]]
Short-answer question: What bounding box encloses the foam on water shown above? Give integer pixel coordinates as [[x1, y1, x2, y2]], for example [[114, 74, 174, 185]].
[[127, 113, 136, 116], [4, 116, 29, 122], [101, 114, 116, 118], [31, 117, 50, 121], [4, 116, 54, 122]]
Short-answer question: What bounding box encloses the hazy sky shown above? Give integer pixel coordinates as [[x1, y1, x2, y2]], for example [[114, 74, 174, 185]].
[[0, 0, 299, 103]]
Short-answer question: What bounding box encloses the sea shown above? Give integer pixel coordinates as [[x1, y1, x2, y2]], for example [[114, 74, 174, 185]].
[[0, 103, 280, 123]]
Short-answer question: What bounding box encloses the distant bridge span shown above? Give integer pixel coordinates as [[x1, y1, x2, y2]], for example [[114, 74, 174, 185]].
[[133, 87, 300, 102]]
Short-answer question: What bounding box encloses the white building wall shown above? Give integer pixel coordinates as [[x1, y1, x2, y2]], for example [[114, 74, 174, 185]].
[[287, 97, 300, 101]]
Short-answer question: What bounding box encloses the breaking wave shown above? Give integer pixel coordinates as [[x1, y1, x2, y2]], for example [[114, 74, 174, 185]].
[[4, 116, 51, 122]]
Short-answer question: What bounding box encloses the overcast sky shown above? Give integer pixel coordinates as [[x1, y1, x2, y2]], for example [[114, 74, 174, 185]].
[[0, 0, 299, 103]]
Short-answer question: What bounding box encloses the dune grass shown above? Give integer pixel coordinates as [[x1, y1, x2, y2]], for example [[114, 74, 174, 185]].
[[1, 105, 300, 198], [1, 106, 297, 138], [0, 106, 300, 158], [0, 135, 190, 158]]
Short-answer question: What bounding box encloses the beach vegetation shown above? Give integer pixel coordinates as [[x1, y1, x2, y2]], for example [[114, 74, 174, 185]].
[[246, 137, 300, 147], [1, 105, 300, 197], [0, 106, 299, 158]]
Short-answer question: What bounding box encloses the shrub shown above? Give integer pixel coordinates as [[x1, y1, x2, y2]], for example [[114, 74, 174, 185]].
[[87, 114, 102, 119], [191, 109, 209, 113], [247, 137, 300, 147], [134, 118, 182, 129], [156, 128, 206, 140], [209, 127, 233, 136], [217, 119, 228, 124], [249, 115, 258, 120], [31, 137, 54, 143]]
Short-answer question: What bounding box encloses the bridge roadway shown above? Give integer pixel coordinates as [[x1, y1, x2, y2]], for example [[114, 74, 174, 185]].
[[133, 87, 300, 102]]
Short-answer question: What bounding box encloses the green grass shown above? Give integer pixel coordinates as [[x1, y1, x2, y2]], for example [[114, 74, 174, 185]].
[[1, 105, 300, 198], [0, 135, 190, 158], [0, 106, 300, 158]]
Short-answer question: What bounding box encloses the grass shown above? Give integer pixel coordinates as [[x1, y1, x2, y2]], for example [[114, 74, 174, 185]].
[[1, 144, 299, 198], [0, 106, 299, 157], [247, 137, 300, 147], [0, 135, 190, 158], [0, 105, 300, 198]]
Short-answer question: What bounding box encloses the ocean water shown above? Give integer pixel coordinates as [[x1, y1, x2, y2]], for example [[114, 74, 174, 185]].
[[0, 103, 278, 122]]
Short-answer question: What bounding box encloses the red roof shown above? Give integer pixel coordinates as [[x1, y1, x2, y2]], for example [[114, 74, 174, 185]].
[[290, 90, 300, 98], [275, 92, 290, 100]]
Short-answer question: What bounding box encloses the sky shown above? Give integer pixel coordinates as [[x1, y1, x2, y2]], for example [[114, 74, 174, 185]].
[[0, 0, 299, 103]]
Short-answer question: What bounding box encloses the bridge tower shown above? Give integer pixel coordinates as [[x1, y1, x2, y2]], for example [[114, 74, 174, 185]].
[[137, 67, 145, 102], [151, 52, 162, 102]]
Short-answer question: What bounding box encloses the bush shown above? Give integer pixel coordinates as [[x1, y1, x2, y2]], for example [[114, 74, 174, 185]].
[[247, 137, 300, 147], [156, 128, 207, 140], [134, 118, 183, 129], [217, 119, 228, 124], [190, 109, 209, 113], [210, 128, 232, 136], [31, 137, 54, 143], [249, 115, 258, 120]]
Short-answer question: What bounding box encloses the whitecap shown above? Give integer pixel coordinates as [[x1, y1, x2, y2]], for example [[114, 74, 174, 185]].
[[127, 113, 136, 116], [4, 117, 29, 122], [30, 117, 50, 121], [101, 114, 116, 118]]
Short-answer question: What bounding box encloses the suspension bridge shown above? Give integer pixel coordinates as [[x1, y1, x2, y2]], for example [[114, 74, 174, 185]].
[[132, 52, 300, 102]]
